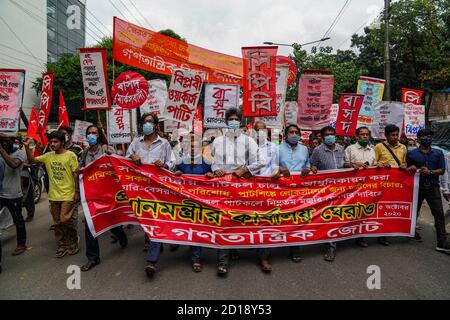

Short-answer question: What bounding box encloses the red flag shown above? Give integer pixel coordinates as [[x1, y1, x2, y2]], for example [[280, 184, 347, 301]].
[[58, 90, 70, 127], [27, 106, 40, 142], [37, 72, 54, 133], [27, 106, 48, 148], [402, 88, 424, 105], [335, 93, 365, 137]]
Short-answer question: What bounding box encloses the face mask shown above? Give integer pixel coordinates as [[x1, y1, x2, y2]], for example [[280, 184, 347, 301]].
[[420, 137, 433, 147], [287, 134, 300, 145], [324, 135, 336, 146], [227, 120, 240, 131], [87, 134, 98, 146], [255, 131, 268, 144], [143, 122, 155, 136], [408, 147, 416, 152], [12, 144, 20, 152], [358, 140, 369, 148]]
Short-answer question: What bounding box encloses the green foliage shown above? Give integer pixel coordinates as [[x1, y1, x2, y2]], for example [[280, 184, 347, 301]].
[[32, 30, 185, 124], [351, 0, 450, 98]]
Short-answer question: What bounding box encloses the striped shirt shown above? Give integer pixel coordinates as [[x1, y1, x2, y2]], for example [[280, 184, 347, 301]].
[[310, 143, 346, 171]]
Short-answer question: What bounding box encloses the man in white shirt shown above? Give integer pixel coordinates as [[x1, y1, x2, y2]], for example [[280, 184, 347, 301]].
[[344, 126, 376, 248], [211, 108, 265, 276], [126, 112, 175, 277], [211, 108, 265, 179]]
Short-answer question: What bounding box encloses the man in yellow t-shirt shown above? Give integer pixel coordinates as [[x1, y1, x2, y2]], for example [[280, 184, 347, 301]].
[[374, 124, 407, 168], [24, 131, 79, 258]]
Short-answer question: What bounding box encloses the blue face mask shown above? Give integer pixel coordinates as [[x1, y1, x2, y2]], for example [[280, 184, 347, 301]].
[[87, 134, 98, 146], [287, 134, 300, 145], [228, 120, 240, 131], [324, 135, 336, 146], [143, 122, 155, 136]]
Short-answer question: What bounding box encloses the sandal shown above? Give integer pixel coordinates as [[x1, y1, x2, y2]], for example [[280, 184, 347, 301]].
[[192, 262, 202, 273], [260, 260, 272, 273], [217, 265, 228, 276], [55, 247, 68, 258], [291, 256, 302, 263]]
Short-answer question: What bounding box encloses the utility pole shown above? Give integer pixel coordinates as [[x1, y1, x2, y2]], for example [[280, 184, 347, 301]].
[[384, 0, 391, 101]]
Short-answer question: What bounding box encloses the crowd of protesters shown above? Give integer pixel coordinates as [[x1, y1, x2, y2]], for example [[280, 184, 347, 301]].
[[0, 108, 449, 277]]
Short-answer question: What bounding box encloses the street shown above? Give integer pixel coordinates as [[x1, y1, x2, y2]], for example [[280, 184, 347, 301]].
[[0, 194, 449, 300]]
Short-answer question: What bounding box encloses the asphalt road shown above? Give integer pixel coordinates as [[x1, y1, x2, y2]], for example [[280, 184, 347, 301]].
[[0, 194, 449, 300]]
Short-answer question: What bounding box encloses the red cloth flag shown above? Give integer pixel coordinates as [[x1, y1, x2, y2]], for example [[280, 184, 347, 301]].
[[58, 90, 70, 128], [37, 72, 54, 133], [242, 46, 278, 117], [335, 93, 365, 137], [402, 88, 424, 105], [27, 105, 47, 149]]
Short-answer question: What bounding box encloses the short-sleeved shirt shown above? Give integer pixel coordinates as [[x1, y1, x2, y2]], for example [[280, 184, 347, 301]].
[[310, 143, 345, 171], [407, 148, 446, 188], [66, 143, 83, 159], [80, 144, 114, 168], [36, 151, 79, 201], [374, 142, 407, 168], [0, 149, 27, 199], [126, 136, 175, 169], [279, 142, 310, 173], [345, 143, 376, 166]]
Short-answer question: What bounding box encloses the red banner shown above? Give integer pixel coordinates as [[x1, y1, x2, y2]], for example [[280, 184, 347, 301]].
[[81, 156, 418, 248], [58, 90, 70, 128], [111, 71, 149, 110], [297, 70, 335, 130], [37, 72, 54, 133], [242, 46, 278, 117], [402, 88, 424, 105], [335, 93, 365, 137], [112, 17, 242, 85]]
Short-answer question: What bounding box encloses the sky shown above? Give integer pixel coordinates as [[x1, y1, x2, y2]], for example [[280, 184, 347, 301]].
[[87, 0, 385, 57]]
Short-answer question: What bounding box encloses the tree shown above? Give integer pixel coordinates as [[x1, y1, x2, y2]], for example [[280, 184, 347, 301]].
[[287, 46, 367, 102], [351, 0, 450, 98], [32, 30, 186, 125]]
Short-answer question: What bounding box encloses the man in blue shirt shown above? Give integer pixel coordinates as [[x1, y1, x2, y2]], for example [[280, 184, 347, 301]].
[[407, 128, 450, 253], [279, 124, 312, 263], [174, 135, 212, 273]]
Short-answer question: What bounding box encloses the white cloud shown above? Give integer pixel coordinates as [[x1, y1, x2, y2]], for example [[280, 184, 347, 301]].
[[87, 0, 384, 56]]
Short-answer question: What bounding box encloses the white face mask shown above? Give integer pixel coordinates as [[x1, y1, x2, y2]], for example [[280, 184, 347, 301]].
[[254, 130, 268, 145]]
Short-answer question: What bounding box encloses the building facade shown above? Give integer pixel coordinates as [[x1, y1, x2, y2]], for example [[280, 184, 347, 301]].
[[0, 0, 86, 129]]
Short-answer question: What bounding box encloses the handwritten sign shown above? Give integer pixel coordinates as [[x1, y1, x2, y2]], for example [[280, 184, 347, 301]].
[[0, 69, 25, 132], [284, 101, 298, 126], [404, 104, 425, 139], [371, 101, 404, 140], [329, 103, 339, 128], [163, 68, 203, 128], [141, 79, 168, 120], [204, 84, 239, 129], [107, 105, 138, 144], [73, 120, 93, 143], [297, 71, 335, 130], [80, 48, 111, 110], [112, 71, 149, 110]]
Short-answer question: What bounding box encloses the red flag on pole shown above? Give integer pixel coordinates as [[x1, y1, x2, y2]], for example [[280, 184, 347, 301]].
[[58, 90, 70, 128], [28, 105, 48, 148]]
